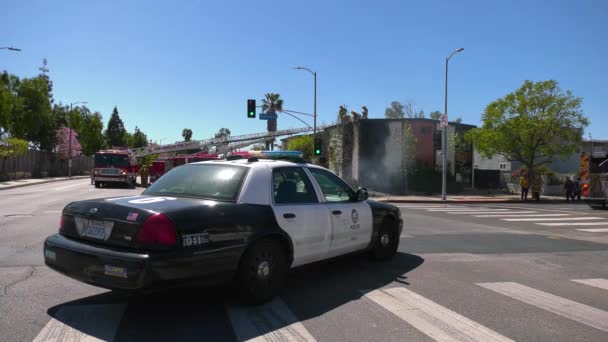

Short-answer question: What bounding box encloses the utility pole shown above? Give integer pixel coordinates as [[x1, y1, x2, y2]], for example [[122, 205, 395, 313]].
[[294, 67, 317, 163], [442, 48, 464, 200]]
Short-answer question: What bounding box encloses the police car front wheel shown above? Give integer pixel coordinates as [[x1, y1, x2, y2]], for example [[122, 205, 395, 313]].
[[236, 239, 288, 304], [371, 218, 399, 260]]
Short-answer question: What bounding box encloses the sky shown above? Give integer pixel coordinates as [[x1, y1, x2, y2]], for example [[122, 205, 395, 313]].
[[2, 0, 607, 143]]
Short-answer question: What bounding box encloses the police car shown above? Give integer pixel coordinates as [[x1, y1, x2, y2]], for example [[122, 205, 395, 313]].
[[44, 151, 403, 303]]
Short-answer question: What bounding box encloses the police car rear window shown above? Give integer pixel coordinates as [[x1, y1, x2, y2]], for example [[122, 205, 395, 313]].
[[144, 164, 248, 201]]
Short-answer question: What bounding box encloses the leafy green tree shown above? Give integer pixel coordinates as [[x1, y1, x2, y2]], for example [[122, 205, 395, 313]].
[[182, 128, 193, 142], [285, 135, 313, 161], [214, 127, 231, 140], [385, 101, 405, 119], [0, 137, 28, 177], [131, 126, 148, 148], [251, 144, 265, 151], [104, 106, 127, 147], [261, 93, 283, 133], [0, 72, 20, 138], [465, 80, 589, 182], [13, 76, 54, 150], [429, 111, 443, 120], [78, 111, 104, 155]]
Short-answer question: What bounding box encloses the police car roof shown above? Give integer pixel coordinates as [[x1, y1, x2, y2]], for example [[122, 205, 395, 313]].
[[189, 158, 328, 171]]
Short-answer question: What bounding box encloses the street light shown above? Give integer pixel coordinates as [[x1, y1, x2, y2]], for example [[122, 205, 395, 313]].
[[68, 101, 88, 178], [442, 47, 464, 200], [0, 46, 22, 51], [294, 66, 317, 162]]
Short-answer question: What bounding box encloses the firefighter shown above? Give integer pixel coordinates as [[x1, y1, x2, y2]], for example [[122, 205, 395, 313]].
[[139, 165, 149, 188], [563, 177, 573, 202], [519, 172, 529, 201], [572, 177, 582, 201], [533, 175, 542, 202]]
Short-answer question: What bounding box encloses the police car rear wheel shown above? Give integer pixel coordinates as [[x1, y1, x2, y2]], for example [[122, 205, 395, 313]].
[[237, 239, 287, 304], [372, 218, 399, 260]]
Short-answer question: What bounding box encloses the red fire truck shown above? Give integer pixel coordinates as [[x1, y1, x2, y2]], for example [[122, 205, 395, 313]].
[[91, 150, 138, 188], [149, 153, 219, 183], [581, 151, 608, 209]]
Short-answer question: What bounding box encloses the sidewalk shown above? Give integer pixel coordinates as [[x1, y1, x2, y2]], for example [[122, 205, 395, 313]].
[[0, 176, 90, 191], [371, 194, 570, 204]]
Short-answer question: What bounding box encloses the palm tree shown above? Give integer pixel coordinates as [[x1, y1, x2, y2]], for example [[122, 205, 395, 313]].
[[261, 93, 283, 149]]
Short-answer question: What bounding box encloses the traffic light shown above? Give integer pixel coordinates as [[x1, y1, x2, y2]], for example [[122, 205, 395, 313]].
[[247, 99, 256, 118], [314, 138, 322, 156]]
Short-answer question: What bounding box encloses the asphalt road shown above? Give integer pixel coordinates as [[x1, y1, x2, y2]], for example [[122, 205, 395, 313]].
[[1, 180, 608, 341]]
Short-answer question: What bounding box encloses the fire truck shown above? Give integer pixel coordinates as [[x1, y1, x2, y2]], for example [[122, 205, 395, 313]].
[[580, 151, 608, 209], [91, 150, 139, 188], [149, 153, 220, 183]]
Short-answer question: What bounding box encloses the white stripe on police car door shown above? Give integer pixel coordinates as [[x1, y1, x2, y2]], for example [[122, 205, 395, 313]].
[[363, 287, 514, 342], [571, 279, 608, 291], [226, 297, 316, 342], [537, 222, 608, 226], [33, 304, 126, 342], [576, 228, 608, 232], [501, 217, 604, 222], [477, 282, 608, 333]]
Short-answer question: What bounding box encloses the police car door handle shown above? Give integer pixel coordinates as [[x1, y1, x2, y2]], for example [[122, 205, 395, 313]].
[[332, 210, 342, 215], [283, 213, 296, 219]]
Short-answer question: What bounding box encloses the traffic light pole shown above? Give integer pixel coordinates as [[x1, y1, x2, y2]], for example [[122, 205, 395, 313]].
[[313, 71, 317, 164]]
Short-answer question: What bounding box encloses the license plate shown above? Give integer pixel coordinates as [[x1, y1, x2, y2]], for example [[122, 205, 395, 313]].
[[84, 220, 112, 240], [104, 265, 127, 278]]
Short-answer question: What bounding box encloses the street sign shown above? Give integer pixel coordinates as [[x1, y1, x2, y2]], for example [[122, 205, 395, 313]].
[[259, 113, 278, 120], [440, 114, 448, 127]]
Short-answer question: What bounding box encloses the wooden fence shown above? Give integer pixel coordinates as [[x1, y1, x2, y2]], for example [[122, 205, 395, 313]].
[[0, 150, 93, 181]]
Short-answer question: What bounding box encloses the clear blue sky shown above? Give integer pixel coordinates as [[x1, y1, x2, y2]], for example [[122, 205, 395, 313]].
[[2, 0, 607, 143]]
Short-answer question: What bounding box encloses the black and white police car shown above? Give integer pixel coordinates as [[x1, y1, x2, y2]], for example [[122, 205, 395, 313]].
[[44, 152, 403, 303]]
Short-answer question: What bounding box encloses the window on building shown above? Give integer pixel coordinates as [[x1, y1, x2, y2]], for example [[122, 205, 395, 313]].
[[499, 163, 507, 170]]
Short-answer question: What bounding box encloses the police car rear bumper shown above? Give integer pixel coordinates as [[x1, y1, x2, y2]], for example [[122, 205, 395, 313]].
[[44, 234, 237, 291]]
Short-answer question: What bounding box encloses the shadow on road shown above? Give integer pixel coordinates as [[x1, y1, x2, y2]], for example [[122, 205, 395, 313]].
[[46, 252, 424, 341]]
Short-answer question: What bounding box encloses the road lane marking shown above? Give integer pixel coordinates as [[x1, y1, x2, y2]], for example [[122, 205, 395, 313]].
[[571, 279, 608, 291], [446, 211, 522, 215], [537, 222, 608, 226], [474, 213, 567, 217], [502, 217, 604, 222], [54, 182, 90, 190], [576, 228, 608, 232], [363, 287, 514, 342], [226, 297, 316, 342], [398, 206, 468, 209], [33, 304, 126, 342], [426, 209, 507, 212], [425, 207, 498, 211], [44, 210, 63, 214], [477, 282, 608, 333]]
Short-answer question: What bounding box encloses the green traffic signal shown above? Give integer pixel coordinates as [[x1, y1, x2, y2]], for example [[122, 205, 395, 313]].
[[315, 149, 321, 155]]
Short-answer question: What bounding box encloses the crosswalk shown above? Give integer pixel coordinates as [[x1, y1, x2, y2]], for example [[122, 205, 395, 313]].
[[397, 204, 608, 233], [31, 278, 608, 341]]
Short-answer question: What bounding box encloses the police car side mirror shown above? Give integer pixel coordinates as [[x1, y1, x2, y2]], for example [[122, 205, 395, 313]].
[[356, 188, 368, 201]]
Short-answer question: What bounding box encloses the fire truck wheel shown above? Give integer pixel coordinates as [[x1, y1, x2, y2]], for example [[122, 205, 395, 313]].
[[95, 181, 101, 188]]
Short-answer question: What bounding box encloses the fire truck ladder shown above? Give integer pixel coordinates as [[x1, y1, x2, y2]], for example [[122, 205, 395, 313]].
[[129, 125, 327, 158]]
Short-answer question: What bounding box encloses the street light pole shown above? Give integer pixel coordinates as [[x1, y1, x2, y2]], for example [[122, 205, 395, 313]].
[[294, 66, 317, 163], [68, 101, 87, 178], [442, 47, 464, 200]]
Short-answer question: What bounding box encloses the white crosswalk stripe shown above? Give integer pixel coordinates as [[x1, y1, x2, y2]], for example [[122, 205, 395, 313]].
[[477, 282, 608, 333], [571, 278, 608, 291], [502, 217, 604, 222], [577, 228, 608, 232], [537, 222, 608, 226], [425, 208, 506, 212], [448, 211, 529, 215], [226, 297, 316, 342], [474, 213, 564, 218], [363, 287, 514, 342]]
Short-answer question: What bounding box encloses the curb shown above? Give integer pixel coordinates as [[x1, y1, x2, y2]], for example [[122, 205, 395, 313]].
[[0, 176, 90, 191], [373, 199, 571, 204]]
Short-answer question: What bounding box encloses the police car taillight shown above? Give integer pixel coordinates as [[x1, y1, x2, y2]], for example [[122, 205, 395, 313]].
[[136, 213, 177, 246], [59, 215, 65, 233]]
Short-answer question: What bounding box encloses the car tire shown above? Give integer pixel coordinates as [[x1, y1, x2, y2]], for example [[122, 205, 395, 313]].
[[236, 239, 288, 304], [371, 218, 399, 261], [94, 181, 101, 188]]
